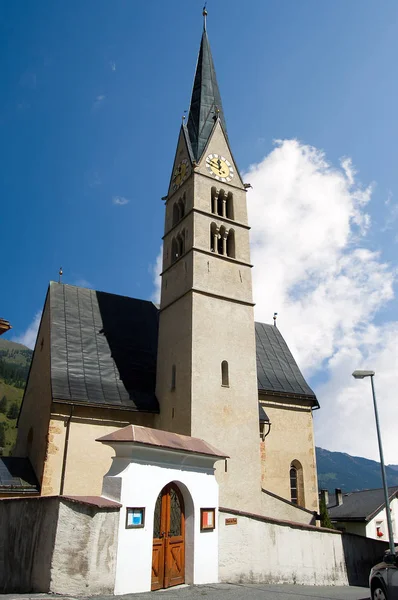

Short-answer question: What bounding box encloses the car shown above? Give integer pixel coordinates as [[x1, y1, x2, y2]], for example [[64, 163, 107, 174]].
[[370, 551, 398, 599]]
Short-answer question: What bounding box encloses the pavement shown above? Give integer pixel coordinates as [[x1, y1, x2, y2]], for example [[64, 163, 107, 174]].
[[1, 583, 371, 600]]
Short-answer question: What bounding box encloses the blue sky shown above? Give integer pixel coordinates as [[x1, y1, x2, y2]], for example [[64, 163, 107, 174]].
[[2, 1, 398, 461]]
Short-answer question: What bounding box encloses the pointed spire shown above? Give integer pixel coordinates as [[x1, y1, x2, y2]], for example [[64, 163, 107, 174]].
[[186, 11, 227, 161]]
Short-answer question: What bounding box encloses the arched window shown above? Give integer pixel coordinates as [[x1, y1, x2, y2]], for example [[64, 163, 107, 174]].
[[226, 192, 234, 220], [226, 228, 235, 258], [290, 460, 304, 506], [211, 187, 218, 214], [172, 203, 180, 226], [177, 232, 184, 257], [221, 360, 229, 386], [218, 189, 225, 216], [218, 225, 226, 255], [178, 198, 185, 219], [171, 237, 179, 263], [171, 365, 176, 390], [290, 466, 298, 505], [210, 222, 218, 253]]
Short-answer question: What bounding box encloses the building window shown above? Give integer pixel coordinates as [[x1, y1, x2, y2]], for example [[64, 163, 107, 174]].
[[226, 192, 234, 220], [211, 188, 234, 220], [210, 223, 235, 258], [290, 466, 298, 505], [290, 460, 305, 507], [171, 365, 176, 390], [171, 230, 185, 264], [172, 194, 186, 226], [221, 360, 229, 387], [226, 228, 235, 258], [172, 202, 180, 226]]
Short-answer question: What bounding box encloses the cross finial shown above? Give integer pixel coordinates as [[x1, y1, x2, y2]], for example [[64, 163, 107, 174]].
[[203, 4, 208, 31]]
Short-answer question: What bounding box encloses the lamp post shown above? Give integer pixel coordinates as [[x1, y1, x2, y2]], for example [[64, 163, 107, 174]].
[[352, 370, 395, 555]]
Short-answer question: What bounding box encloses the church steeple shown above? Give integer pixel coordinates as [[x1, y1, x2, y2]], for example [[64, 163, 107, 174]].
[[186, 18, 227, 161]]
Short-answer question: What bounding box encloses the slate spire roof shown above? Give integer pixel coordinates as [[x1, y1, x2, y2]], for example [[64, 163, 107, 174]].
[[186, 26, 227, 161]]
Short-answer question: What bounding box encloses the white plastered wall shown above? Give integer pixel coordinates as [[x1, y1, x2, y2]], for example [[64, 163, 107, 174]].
[[101, 443, 220, 595], [365, 497, 398, 544]]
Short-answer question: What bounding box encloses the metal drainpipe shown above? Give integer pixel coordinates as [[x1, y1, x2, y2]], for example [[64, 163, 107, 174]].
[[60, 405, 74, 496]]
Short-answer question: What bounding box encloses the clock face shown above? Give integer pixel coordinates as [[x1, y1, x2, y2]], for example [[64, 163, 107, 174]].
[[206, 154, 234, 182], [172, 158, 190, 191]]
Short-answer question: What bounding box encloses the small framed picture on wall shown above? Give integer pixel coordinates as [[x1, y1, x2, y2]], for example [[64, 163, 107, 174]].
[[126, 507, 145, 529], [200, 508, 215, 531]]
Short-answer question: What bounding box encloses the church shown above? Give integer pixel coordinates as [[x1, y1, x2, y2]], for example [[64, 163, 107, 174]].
[[0, 12, 331, 595]]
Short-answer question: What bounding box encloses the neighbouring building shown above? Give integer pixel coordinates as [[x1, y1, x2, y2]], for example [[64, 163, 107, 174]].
[[324, 487, 398, 544]]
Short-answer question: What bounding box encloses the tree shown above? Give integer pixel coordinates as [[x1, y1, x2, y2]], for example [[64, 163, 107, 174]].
[[0, 395, 7, 413], [319, 496, 334, 529], [7, 403, 19, 420]]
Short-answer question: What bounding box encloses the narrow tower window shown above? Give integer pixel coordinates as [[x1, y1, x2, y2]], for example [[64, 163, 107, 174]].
[[218, 225, 226, 255], [221, 360, 229, 387], [211, 187, 218, 214], [290, 460, 304, 506], [226, 229, 235, 258], [172, 203, 180, 226], [226, 192, 234, 220], [217, 189, 225, 216], [171, 237, 179, 263], [178, 197, 185, 218], [290, 466, 298, 504], [210, 222, 218, 252], [171, 365, 176, 390]]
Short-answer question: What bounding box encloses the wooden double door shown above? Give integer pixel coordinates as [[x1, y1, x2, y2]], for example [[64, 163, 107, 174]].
[[151, 483, 185, 591]]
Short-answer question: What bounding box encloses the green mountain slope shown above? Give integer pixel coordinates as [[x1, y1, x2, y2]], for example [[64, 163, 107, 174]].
[[0, 338, 32, 456], [316, 447, 398, 492]]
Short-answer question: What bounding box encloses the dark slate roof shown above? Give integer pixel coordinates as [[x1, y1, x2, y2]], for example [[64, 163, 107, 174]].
[[0, 457, 39, 493], [259, 404, 269, 423], [187, 29, 227, 161], [49, 282, 159, 412], [46, 283, 317, 411], [255, 322, 318, 405], [328, 487, 398, 521]]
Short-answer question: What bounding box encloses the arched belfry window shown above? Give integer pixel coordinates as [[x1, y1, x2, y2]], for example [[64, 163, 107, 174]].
[[171, 238, 178, 263], [172, 203, 180, 226], [290, 460, 304, 506], [226, 228, 235, 258], [226, 192, 234, 220], [221, 360, 229, 387], [210, 222, 218, 253], [211, 187, 218, 214]]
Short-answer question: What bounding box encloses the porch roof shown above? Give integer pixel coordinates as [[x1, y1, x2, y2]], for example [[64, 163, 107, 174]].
[[97, 424, 228, 459]]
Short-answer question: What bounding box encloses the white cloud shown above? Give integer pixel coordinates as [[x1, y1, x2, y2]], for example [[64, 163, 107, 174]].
[[109, 61, 116, 71], [245, 139, 397, 463], [112, 196, 129, 206], [150, 245, 163, 304], [12, 311, 42, 350], [93, 94, 105, 109]]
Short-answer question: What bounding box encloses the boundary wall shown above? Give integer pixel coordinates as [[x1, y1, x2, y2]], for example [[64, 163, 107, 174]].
[[219, 507, 388, 587]]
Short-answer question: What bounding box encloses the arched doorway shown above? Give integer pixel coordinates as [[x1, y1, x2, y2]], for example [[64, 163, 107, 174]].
[[151, 483, 185, 590]]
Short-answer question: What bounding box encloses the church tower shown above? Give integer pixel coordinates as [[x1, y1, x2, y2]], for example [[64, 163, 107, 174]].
[[156, 12, 262, 513]]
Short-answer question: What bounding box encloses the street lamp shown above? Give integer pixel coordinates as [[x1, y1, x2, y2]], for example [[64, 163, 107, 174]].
[[352, 370, 395, 555]]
